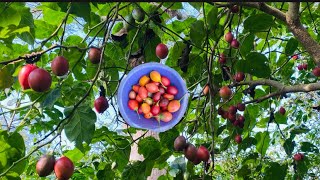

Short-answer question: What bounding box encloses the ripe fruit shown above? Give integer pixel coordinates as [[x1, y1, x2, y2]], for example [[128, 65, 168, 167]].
[[168, 100, 181, 113], [237, 115, 245, 123], [231, 5, 239, 13], [145, 82, 159, 93], [161, 76, 170, 87], [150, 70, 161, 82], [129, 90, 136, 99], [138, 86, 148, 100], [144, 97, 153, 105], [135, 95, 143, 103], [144, 112, 153, 119], [159, 98, 169, 107], [159, 87, 165, 94], [166, 85, 178, 95], [159, 111, 173, 122], [293, 153, 304, 161], [279, 106, 286, 115], [128, 100, 139, 111], [203, 85, 209, 95], [139, 75, 150, 86], [219, 86, 232, 99], [51, 56, 69, 76], [228, 105, 237, 115], [234, 72, 245, 82], [197, 146, 210, 162], [237, 103, 245, 111], [228, 113, 236, 122], [224, 32, 233, 43], [88, 47, 101, 64], [218, 108, 224, 116], [141, 103, 151, 114], [297, 64, 303, 71], [153, 92, 161, 102], [132, 85, 140, 92], [94, 96, 109, 113], [163, 93, 174, 100], [192, 155, 201, 165], [18, 64, 38, 90], [54, 156, 74, 180], [156, 43, 169, 59], [312, 67, 320, 77], [219, 53, 226, 64], [36, 155, 55, 177], [28, 68, 52, 92], [234, 134, 242, 144], [231, 39, 239, 49], [151, 104, 160, 116], [132, 8, 145, 22], [302, 63, 308, 70], [292, 54, 298, 60], [174, 135, 187, 151], [183, 143, 197, 161]]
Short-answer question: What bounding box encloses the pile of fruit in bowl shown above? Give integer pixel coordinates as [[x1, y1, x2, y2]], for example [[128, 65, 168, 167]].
[[127, 70, 185, 123]]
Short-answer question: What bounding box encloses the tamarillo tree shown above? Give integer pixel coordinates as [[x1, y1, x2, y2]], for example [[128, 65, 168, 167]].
[[0, 2, 320, 179]]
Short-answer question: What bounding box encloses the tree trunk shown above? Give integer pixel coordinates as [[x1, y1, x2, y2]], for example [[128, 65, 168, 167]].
[[129, 130, 167, 179]]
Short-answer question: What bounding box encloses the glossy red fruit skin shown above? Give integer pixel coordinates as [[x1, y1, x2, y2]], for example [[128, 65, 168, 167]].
[[51, 56, 69, 76], [237, 103, 245, 111], [197, 146, 210, 162], [293, 153, 304, 161], [234, 134, 242, 144], [128, 99, 139, 110], [292, 55, 298, 60], [228, 106, 237, 115], [166, 85, 178, 95], [174, 135, 187, 151], [159, 111, 173, 122], [302, 63, 308, 70], [219, 53, 226, 64], [234, 72, 245, 82], [312, 67, 320, 77], [153, 92, 161, 102], [146, 83, 159, 93], [297, 64, 303, 71], [94, 96, 109, 113], [183, 143, 197, 162], [279, 106, 286, 115], [159, 98, 169, 107], [138, 86, 148, 100], [54, 156, 74, 180], [156, 43, 169, 59], [218, 108, 224, 116], [18, 64, 38, 90], [159, 87, 165, 94], [228, 113, 236, 123], [135, 95, 143, 103], [168, 100, 180, 113], [237, 115, 245, 123], [192, 155, 201, 165], [163, 93, 174, 100], [88, 47, 101, 64], [129, 91, 136, 99], [203, 85, 209, 95], [161, 76, 171, 87], [231, 39, 239, 49], [132, 85, 140, 93], [151, 105, 160, 116], [28, 68, 52, 92], [225, 32, 233, 43], [219, 86, 232, 99], [36, 155, 55, 177]]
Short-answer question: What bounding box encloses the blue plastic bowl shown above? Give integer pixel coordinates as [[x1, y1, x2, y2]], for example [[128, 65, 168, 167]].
[[117, 62, 189, 132]]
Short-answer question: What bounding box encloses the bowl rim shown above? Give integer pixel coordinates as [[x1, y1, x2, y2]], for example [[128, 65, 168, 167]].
[[117, 62, 189, 132]]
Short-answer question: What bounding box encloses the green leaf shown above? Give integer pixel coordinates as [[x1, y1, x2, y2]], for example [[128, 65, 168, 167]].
[[244, 14, 274, 32], [0, 131, 26, 175], [300, 142, 319, 153], [0, 7, 21, 27], [285, 38, 298, 55], [96, 163, 115, 180], [236, 52, 271, 78], [159, 127, 179, 151], [163, 2, 182, 10], [41, 7, 67, 25], [64, 104, 97, 150], [206, 6, 218, 30], [263, 162, 287, 180], [138, 137, 161, 160], [34, 20, 57, 39], [122, 161, 147, 180], [274, 111, 287, 124], [290, 125, 310, 135], [41, 88, 61, 109], [189, 20, 205, 47], [255, 131, 270, 156], [240, 33, 255, 56], [283, 139, 295, 156], [143, 33, 161, 62], [64, 148, 84, 163], [0, 66, 13, 90], [188, 2, 202, 11], [70, 3, 91, 23]]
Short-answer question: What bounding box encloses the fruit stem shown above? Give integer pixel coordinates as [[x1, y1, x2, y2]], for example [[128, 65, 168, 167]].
[[135, 110, 141, 119]]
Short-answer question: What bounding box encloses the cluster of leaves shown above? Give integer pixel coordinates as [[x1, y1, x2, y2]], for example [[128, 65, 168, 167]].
[[0, 2, 319, 179]]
